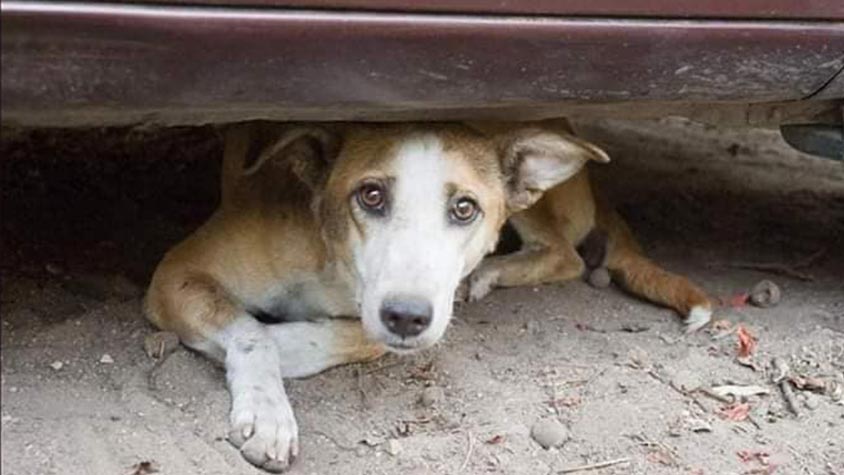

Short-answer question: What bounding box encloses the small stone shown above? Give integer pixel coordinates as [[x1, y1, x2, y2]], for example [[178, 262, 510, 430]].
[[670, 370, 702, 393], [530, 419, 570, 449], [49, 361, 63, 371], [385, 439, 402, 456], [361, 435, 385, 447], [627, 347, 650, 369], [418, 386, 445, 408], [804, 394, 820, 410], [587, 267, 611, 289], [828, 382, 843, 402], [688, 417, 712, 433], [749, 280, 781, 308], [99, 354, 114, 364]]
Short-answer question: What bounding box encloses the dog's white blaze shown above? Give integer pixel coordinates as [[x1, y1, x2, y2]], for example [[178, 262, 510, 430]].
[[358, 134, 466, 349]]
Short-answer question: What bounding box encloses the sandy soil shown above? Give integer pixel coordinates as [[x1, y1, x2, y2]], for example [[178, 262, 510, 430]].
[[2, 118, 843, 475]]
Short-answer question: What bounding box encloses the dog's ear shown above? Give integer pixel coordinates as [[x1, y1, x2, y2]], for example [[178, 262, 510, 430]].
[[240, 125, 341, 190], [497, 128, 609, 212]]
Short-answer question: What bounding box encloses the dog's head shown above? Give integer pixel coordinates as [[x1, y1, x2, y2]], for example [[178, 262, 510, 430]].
[[240, 122, 608, 352]]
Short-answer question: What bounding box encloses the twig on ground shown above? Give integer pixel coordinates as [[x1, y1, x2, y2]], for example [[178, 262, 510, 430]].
[[697, 387, 734, 404], [746, 414, 762, 430], [558, 458, 631, 474], [648, 369, 708, 412], [458, 430, 474, 473], [779, 380, 801, 417], [772, 357, 801, 417], [723, 248, 826, 282]]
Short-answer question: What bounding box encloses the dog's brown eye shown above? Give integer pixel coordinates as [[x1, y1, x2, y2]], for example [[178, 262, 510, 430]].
[[451, 197, 479, 223], [357, 183, 385, 211]]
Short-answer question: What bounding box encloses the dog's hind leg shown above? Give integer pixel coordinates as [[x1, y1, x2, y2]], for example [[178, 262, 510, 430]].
[[465, 242, 585, 302], [600, 207, 713, 333]]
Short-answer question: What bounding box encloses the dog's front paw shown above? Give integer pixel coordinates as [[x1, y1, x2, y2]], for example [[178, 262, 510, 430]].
[[467, 267, 499, 302], [228, 385, 299, 472]]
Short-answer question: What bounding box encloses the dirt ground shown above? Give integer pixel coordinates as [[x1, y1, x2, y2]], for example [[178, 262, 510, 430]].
[[1, 118, 843, 475]]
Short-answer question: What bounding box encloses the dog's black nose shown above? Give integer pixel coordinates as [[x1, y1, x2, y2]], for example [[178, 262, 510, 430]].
[[380, 297, 432, 338]]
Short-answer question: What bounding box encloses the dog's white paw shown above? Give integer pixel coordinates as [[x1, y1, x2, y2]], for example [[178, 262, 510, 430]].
[[467, 268, 499, 302], [228, 385, 299, 473]]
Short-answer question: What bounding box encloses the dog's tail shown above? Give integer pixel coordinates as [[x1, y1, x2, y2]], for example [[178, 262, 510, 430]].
[[598, 199, 713, 333]]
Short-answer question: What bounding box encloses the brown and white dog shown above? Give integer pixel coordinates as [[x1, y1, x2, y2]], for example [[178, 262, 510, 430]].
[[464, 120, 713, 331], [145, 120, 608, 471]]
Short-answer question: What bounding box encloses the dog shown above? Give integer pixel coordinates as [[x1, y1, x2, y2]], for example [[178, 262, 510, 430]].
[[464, 120, 713, 332], [144, 120, 608, 471]]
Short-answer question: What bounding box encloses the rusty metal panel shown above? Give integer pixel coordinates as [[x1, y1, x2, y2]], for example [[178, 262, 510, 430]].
[[2, 2, 843, 127], [93, 0, 844, 20]]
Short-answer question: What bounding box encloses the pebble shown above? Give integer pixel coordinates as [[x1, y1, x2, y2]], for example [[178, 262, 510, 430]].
[[804, 394, 820, 410], [99, 354, 114, 364], [627, 347, 650, 369], [587, 267, 611, 288], [385, 438, 402, 456], [418, 386, 445, 408], [530, 419, 570, 449], [688, 416, 712, 433], [49, 361, 64, 371], [749, 280, 781, 308]]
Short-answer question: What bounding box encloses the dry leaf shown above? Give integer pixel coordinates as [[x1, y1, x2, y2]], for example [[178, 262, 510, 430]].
[[646, 449, 675, 466], [736, 325, 757, 358], [737, 450, 776, 473], [719, 402, 751, 421]]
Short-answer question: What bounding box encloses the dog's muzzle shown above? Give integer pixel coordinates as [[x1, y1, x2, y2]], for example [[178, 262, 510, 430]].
[[379, 296, 432, 339]]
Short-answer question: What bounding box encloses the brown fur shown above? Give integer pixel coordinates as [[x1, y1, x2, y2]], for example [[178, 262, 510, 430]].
[[467, 119, 713, 328]]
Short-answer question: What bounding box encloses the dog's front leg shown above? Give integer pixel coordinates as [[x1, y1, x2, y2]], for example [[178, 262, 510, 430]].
[[215, 317, 299, 472], [147, 272, 300, 471]]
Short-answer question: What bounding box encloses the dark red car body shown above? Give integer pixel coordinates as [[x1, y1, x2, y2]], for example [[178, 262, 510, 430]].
[[2, 0, 843, 127]]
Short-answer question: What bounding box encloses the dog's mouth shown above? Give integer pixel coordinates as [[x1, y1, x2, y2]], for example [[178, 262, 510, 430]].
[[384, 340, 425, 354]]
